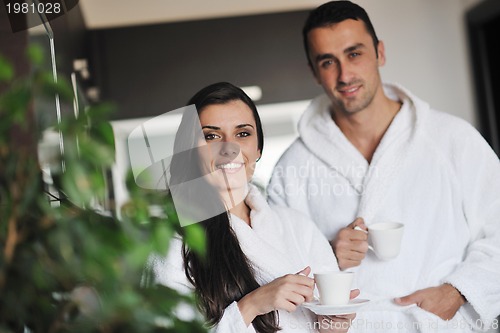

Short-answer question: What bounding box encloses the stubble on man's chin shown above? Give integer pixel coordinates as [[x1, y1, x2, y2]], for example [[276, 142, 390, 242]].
[[329, 90, 376, 118], [329, 99, 363, 119]]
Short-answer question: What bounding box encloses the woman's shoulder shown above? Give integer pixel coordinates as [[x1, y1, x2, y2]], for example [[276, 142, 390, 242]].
[[246, 184, 316, 234], [147, 235, 193, 293]]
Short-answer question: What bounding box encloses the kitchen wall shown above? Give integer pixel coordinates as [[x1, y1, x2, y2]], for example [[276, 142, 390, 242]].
[[80, 0, 487, 212], [83, 0, 484, 126]]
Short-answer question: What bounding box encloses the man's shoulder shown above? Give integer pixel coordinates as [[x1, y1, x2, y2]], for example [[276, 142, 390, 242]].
[[421, 108, 480, 143], [275, 137, 313, 167], [425, 107, 472, 128], [388, 83, 479, 142], [419, 108, 495, 163]]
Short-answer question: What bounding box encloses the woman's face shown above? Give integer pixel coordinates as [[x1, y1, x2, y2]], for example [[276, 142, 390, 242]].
[[198, 100, 261, 193]]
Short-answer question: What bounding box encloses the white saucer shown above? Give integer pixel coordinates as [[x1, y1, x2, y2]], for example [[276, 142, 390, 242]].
[[302, 299, 370, 315]]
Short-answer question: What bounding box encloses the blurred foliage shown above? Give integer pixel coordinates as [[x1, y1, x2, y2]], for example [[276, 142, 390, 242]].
[[0, 46, 206, 333]]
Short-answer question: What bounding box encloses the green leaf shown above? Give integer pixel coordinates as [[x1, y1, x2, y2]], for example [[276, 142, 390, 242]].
[[26, 44, 44, 66], [77, 137, 115, 167], [90, 121, 115, 147], [0, 54, 14, 82], [85, 103, 116, 121], [124, 244, 152, 269], [153, 223, 173, 255], [61, 162, 93, 205], [39, 72, 74, 102], [0, 85, 32, 123], [183, 224, 206, 257]]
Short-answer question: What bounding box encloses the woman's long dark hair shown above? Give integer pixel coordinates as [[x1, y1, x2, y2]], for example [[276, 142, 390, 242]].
[[169, 82, 279, 332]]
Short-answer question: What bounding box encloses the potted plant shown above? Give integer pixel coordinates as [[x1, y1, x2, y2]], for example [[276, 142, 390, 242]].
[[0, 46, 206, 333]]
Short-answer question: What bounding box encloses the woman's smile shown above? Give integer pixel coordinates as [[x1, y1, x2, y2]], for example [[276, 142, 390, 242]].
[[215, 161, 245, 174]]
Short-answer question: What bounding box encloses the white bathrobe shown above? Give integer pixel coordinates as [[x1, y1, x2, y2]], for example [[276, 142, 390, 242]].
[[150, 184, 340, 332], [267, 84, 500, 332]]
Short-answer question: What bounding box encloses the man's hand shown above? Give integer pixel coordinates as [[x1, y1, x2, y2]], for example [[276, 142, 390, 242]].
[[331, 218, 368, 270], [394, 284, 466, 320]]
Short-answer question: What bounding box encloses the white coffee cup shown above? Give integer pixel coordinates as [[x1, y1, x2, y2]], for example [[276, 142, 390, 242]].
[[314, 271, 354, 306], [367, 222, 404, 260]]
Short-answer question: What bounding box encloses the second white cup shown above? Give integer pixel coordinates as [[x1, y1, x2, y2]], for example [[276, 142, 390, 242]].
[[314, 271, 354, 306], [368, 222, 404, 261]]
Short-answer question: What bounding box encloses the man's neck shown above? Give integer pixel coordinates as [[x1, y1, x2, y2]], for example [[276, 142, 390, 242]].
[[332, 95, 402, 163]]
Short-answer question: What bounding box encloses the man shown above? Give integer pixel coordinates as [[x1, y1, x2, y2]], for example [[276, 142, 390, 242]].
[[267, 1, 500, 331]]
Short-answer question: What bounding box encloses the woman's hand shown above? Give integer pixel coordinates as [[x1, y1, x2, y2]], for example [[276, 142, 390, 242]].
[[237, 266, 314, 326], [317, 289, 359, 333]]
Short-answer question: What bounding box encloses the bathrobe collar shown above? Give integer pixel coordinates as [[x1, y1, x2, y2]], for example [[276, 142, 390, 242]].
[[297, 83, 429, 223], [229, 184, 299, 283]]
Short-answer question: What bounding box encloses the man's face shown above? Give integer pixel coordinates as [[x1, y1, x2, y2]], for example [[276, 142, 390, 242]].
[[307, 19, 385, 115]]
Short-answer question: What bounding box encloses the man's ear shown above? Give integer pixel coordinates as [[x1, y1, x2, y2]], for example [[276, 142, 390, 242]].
[[377, 40, 386, 67]]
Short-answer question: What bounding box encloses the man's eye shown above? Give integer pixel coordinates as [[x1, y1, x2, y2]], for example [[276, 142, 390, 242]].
[[321, 60, 334, 69], [350, 52, 361, 58]]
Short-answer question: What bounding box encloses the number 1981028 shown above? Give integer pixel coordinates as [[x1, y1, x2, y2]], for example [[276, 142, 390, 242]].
[[6, 2, 61, 14]]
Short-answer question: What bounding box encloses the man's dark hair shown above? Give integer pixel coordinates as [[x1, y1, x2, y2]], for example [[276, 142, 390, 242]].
[[302, 0, 380, 66]]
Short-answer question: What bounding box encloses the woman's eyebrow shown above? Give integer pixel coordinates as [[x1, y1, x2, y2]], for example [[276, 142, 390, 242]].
[[201, 124, 254, 130], [236, 124, 254, 129], [202, 125, 220, 130]]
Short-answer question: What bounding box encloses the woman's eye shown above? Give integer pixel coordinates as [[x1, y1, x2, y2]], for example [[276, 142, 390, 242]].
[[237, 132, 250, 138], [204, 133, 220, 141]]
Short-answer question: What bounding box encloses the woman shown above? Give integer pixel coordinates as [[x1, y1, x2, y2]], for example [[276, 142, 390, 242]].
[[150, 82, 356, 332]]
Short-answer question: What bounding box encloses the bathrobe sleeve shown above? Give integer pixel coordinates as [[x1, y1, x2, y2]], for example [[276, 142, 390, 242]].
[[443, 126, 500, 328], [150, 237, 256, 333]]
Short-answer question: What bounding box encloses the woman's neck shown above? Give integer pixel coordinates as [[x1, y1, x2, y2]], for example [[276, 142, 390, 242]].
[[229, 201, 251, 226], [219, 184, 251, 226]]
